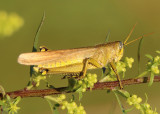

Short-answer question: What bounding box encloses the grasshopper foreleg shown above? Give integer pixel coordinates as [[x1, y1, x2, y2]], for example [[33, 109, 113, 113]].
[[110, 62, 123, 89]]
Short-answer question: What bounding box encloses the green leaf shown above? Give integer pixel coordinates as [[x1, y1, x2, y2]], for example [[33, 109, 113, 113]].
[[0, 100, 5, 106], [30, 12, 45, 77], [46, 99, 54, 114], [105, 31, 110, 43], [32, 11, 45, 52], [0, 85, 5, 97], [156, 50, 160, 54], [138, 38, 143, 75], [148, 72, 154, 86], [6, 95, 11, 101], [14, 97, 21, 105], [78, 91, 83, 101], [145, 54, 153, 60], [53, 104, 60, 114], [124, 107, 134, 113], [114, 89, 130, 98], [145, 93, 148, 103], [72, 94, 75, 101], [136, 71, 148, 78], [113, 91, 126, 114]]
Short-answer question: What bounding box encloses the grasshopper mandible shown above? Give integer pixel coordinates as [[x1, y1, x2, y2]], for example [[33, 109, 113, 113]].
[[18, 24, 153, 89]]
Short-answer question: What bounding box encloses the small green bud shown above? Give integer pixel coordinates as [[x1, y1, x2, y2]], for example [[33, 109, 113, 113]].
[[135, 104, 141, 110], [62, 101, 68, 106], [79, 106, 84, 110], [137, 97, 142, 103], [78, 80, 83, 85], [148, 62, 152, 65], [88, 82, 94, 87], [71, 102, 77, 108], [61, 105, 66, 110], [82, 84, 86, 88], [154, 56, 160, 62], [92, 74, 97, 78], [127, 98, 133, 105], [128, 101, 133, 105], [87, 76, 92, 81], [151, 65, 159, 74], [68, 109, 73, 114], [82, 111, 86, 114], [92, 78, 97, 83], [154, 112, 158, 114], [87, 73, 92, 77], [130, 97, 136, 104], [82, 88, 86, 92], [59, 94, 66, 100], [125, 57, 134, 68], [122, 68, 126, 72], [132, 95, 137, 99], [146, 109, 153, 114], [36, 82, 40, 87], [84, 77, 88, 82], [144, 103, 150, 109]]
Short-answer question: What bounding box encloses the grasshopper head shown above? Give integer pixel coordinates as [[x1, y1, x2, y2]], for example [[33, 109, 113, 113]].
[[114, 41, 124, 62]]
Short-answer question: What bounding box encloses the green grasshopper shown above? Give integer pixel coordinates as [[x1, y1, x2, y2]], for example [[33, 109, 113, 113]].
[[18, 24, 153, 89]]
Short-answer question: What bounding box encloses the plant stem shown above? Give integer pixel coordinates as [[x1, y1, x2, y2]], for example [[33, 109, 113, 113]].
[[1, 76, 160, 99]]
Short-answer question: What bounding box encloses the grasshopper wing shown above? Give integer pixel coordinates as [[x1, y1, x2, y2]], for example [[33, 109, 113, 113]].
[[18, 47, 96, 65]]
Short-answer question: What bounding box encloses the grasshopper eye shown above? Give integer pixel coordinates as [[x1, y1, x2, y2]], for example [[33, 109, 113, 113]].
[[119, 41, 123, 50]]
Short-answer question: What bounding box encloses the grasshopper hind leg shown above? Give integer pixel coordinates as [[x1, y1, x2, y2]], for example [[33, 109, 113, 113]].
[[62, 58, 102, 80]]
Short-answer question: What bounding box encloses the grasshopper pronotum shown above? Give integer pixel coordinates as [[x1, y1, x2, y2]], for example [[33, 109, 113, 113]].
[[18, 24, 153, 89]]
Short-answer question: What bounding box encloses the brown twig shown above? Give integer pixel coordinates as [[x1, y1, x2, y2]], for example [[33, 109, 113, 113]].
[[1, 76, 160, 99]]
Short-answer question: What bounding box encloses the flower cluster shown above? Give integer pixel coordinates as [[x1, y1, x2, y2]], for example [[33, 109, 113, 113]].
[[0, 11, 24, 38], [61, 101, 86, 114], [127, 95, 157, 114], [33, 75, 46, 87], [45, 94, 86, 114], [136, 51, 160, 86], [0, 95, 21, 114], [100, 57, 134, 82], [125, 57, 134, 68], [147, 55, 160, 74], [127, 95, 142, 108], [76, 73, 97, 92]]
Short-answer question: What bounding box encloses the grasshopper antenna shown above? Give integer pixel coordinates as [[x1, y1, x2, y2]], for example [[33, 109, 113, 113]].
[[124, 23, 137, 45], [124, 32, 154, 46]]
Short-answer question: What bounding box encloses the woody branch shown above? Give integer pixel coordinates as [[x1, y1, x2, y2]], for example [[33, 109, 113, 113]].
[[1, 76, 160, 99]]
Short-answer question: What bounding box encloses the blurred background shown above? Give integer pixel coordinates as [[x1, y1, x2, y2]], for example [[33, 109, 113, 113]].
[[0, 0, 160, 114]]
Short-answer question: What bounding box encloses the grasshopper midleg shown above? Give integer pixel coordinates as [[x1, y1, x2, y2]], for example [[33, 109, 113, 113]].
[[80, 58, 103, 79]]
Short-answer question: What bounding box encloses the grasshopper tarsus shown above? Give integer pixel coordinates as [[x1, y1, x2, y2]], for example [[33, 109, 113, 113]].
[[39, 46, 49, 52]]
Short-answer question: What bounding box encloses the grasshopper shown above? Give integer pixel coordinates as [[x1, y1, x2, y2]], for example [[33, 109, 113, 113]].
[[18, 24, 153, 89]]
